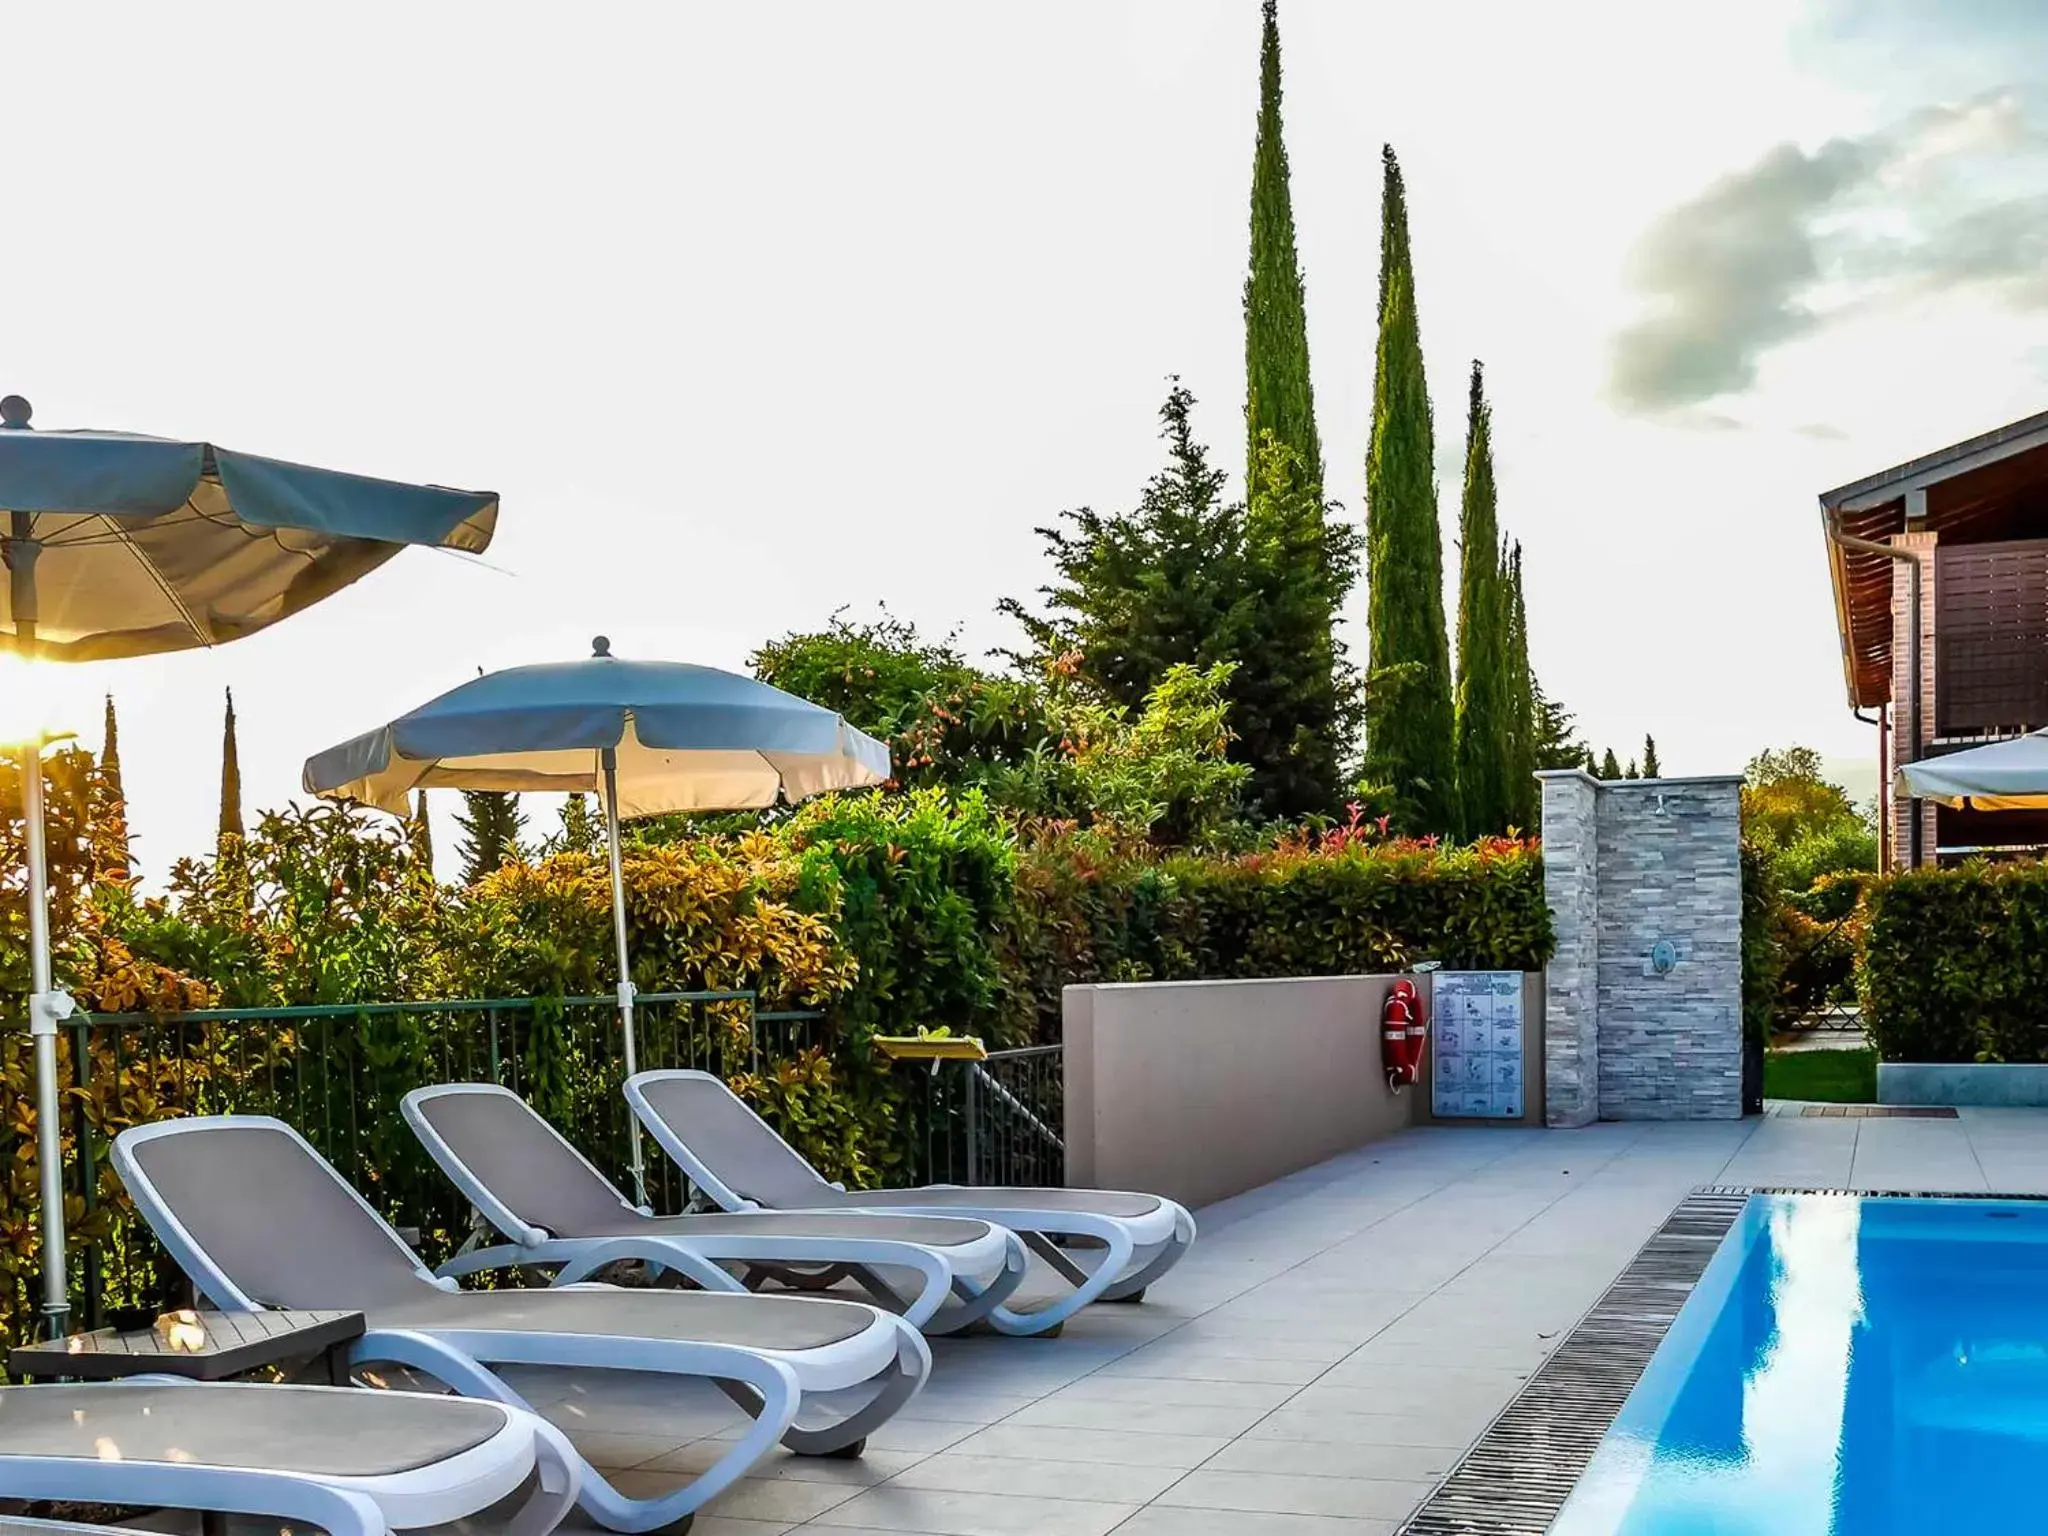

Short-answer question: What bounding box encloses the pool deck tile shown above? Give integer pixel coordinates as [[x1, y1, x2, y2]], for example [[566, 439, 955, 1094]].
[[533, 1106, 2048, 1535]]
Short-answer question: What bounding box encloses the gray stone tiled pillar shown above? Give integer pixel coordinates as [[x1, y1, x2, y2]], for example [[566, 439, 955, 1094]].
[[1539, 771, 1600, 1128], [1539, 771, 1744, 1123]]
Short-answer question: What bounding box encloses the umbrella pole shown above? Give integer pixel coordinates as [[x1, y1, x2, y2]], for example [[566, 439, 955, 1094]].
[[7, 533, 69, 1337], [601, 748, 649, 1207]]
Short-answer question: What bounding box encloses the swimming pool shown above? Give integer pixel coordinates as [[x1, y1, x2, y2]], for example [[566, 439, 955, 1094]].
[[1552, 1193, 2048, 1535]]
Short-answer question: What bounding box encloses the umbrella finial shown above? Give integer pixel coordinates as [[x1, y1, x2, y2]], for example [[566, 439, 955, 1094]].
[[592, 635, 613, 658], [0, 396, 31, 429]]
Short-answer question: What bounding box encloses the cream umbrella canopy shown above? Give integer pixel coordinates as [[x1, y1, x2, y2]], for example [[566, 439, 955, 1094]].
[[0, 392, 499, 1338], [302, 637, 891, 1201], [1897, 730, 2048, 810]]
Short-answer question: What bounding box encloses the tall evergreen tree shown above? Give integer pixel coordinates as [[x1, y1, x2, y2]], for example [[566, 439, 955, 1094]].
[[101, 694, 125, 806], [1531, 686, 1586, 771], [560, 791, 600, 854], [1243, 0, 1321, 497], [455, 790, 525, 885], [410, 789, 435, 873], [1362, 145, 1456, 834], [1238, 435, 1361, 817], [218, 687, 243, 846], [1502, 540, 1536, 828], [1642, 734, 1662, 778], [1599, 747, 1623, 780], [97, 693, 132, 881], [1452, 362, 1512, 838], [1002, 385, 1358, 819]]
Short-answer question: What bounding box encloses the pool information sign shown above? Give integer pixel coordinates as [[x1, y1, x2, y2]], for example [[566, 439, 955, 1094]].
[[1431, 971, 1524, 1119]]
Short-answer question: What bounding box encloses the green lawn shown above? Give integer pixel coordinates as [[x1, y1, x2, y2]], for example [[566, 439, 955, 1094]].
[[1764, 1047, 1877, 1104]]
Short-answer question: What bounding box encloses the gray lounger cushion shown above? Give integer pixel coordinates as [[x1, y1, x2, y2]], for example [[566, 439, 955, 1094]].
[[411, 1089, 993, 1246], [560, 1210, 996, 1246], [124, 1124, 432, 1307], [361, 1287, 871, 1350], [789, 1187, 1165, 1219], [629, 1075, 841, 1208], [121, 1122, 873, 1350], [0, 1384, 504, 1477], [631, 1075, 1163, 1219]]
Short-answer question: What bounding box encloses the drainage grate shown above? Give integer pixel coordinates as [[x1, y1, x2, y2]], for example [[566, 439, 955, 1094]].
[[1799, 1105, 1958, 1119], [1398, 1189, 1748, 1536]]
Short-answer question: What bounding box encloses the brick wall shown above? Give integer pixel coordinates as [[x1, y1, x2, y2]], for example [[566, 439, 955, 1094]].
[[1539, 771, 1744, 1122], [1889, 529, 1937, 866], [1538, 774, 1599, 1128]]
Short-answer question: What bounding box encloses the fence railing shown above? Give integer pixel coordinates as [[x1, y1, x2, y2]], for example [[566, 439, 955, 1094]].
[[904, 1045, 1065, 1190], [10, 992, 1068, 1349], [38, 990, 787, 1338]]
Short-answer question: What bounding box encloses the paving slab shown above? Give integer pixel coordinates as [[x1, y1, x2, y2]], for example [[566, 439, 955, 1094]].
[[508, 1108, 2048, 1533]]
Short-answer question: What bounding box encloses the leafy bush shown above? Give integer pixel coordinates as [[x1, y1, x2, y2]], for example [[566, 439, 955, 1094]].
[[751, 613, 1047, 792], [1776, 822, 1879, 897], [0, 748, 221, 1355], [1739, 840, 1783, 1049], [1861, 863, 2048, 1064], [999, 818, 1551, 1042]]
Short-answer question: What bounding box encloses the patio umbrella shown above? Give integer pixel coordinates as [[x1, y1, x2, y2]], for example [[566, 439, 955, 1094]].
[[301, 638, 891, 1201], [0, 393, 499, 1336], [1898, 729, 2048, 810]]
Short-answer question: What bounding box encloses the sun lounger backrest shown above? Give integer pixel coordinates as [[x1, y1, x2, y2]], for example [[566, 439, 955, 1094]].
[[630, 1073, 835, 1208], [408, 1086, 640, 1236], [116, 1120, 434, 1309]]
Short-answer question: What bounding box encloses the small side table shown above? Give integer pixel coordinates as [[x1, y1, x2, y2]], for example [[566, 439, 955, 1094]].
[[9, 1309, 365, 1385]]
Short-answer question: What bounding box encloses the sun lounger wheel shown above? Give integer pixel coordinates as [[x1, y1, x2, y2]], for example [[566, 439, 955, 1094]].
[[811, 1436, 866, 1460], [1103, 1287, 1147, 1304]]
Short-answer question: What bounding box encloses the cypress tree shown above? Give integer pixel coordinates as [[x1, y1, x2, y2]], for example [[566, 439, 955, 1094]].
[[1243, 0, 1321, 496], [1642, 734, 1662, 778], [410, 789, 435, 873], [101, 694, 125, 807], [218, 687, 243, 846], [1600, 747, 1623, 780], [560, 791, 600, 854], [1503, 539, 1536, 828], [1452, 362, 1511, 839], [456, 790, 525, 885], [1625, 758, 1640, 779], [1363, 144, 1456, 835], [97, 693, 132, 880]]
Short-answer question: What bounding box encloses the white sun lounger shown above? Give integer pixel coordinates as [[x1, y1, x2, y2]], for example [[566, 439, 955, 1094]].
[[401, 1082, 1029, 1334], [112, 1116, 930, 1534], [0, 1381, 578, 1536], [624, 1069, 1197, 1333]]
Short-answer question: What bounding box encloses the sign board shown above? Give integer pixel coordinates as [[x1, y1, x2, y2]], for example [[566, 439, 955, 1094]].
[[1430, 971, 1524, 1119]]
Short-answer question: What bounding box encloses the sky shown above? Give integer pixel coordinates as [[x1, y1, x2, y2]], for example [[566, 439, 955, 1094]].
[[3, 1, 2043, 881]]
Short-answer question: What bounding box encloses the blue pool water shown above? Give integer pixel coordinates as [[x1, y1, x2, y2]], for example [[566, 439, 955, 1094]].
[[1552, 1194, 2048, 1535]]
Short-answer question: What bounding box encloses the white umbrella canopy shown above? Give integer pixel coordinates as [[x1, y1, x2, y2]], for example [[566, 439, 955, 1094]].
[[303, 637, 891, 1200], [1898, 730, 2048, 810]]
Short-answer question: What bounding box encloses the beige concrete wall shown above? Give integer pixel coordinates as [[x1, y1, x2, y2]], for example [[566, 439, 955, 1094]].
[[1064, 974, 1427, 1209]]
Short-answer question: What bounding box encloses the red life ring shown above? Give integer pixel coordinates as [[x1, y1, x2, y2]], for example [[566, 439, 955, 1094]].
[[1382, 978, 1428, 1091]]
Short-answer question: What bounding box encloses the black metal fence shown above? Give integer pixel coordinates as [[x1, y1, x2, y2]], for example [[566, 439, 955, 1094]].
[[43, 990, 784, 1337], [904, 1045, 1065, 1189], [12, 994, 1069, 1347]]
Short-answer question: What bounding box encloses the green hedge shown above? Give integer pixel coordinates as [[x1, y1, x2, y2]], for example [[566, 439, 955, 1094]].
[[1861, 863, 2048, 1063], [999, 832, 1553, 1043]]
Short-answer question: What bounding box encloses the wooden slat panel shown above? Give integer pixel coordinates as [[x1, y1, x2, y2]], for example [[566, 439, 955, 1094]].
[[1937, 540, 2048, 733]]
